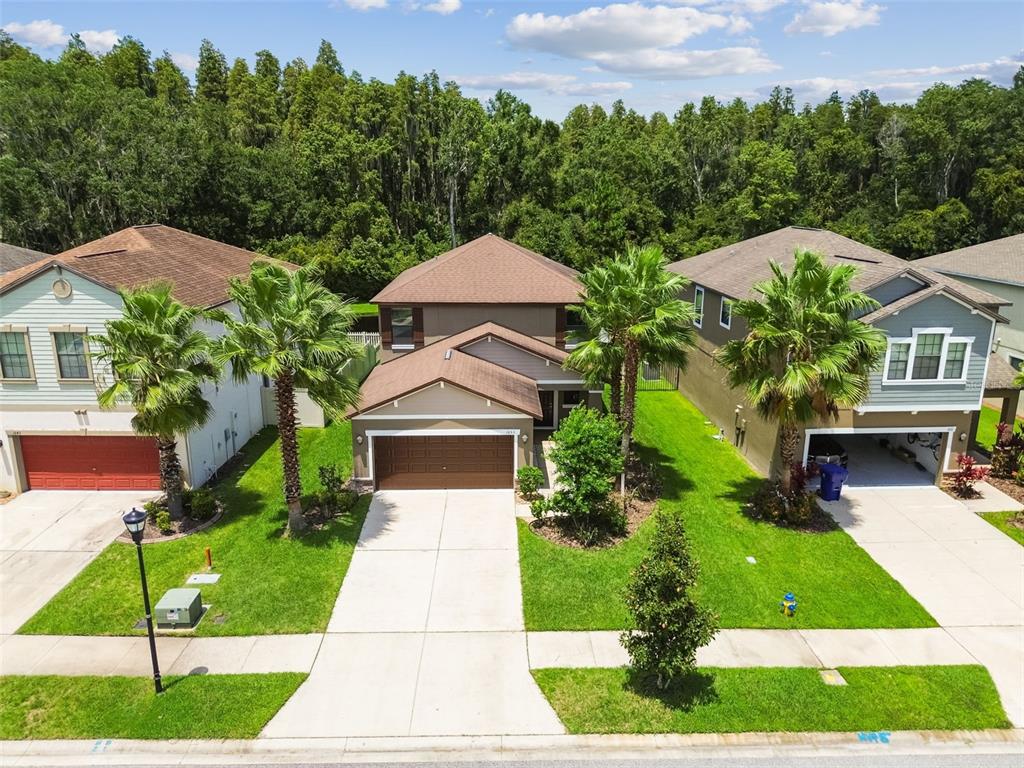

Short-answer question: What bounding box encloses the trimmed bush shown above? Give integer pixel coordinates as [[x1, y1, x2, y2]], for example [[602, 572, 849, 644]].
[[188, 488, 217, 521], [155, 509, 173, 534], [517, 465, 544, 500]]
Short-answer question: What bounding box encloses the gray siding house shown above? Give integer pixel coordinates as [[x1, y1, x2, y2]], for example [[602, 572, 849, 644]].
[[668, 227, 1012, 487]]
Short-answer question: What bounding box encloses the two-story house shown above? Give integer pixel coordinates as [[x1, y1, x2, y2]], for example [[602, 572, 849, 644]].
[[348, 234, 598, 490], [667, 226, 1015, 487], [0, 224, 294, 495]]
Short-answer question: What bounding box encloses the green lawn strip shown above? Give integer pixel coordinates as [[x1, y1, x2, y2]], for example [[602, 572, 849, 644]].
[[519, 390, 935, 630], [0, 673, 305, 740], [975, 405, 1023, 452], [532, 665, 1009, 734], [980, 511, 1024, 547], [350, 302, 378, 316], [19, 422, 367, 637]]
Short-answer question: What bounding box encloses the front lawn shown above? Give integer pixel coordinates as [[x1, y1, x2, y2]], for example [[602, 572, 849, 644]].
[[0, 674, 304, 739], [533, 665, 1009, 734], [980, 511, 1024, 547], [975, 405, 1023, 452], [19, 422, 367, 636], [519, 391, 935, 630]]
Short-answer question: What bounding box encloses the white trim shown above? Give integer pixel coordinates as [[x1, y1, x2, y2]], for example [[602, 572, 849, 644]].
[[978, 319, 997, 410], [391, 344, 415, 351], [881, 327, 974, 385], [854, 403, 981, 413], [719, 296, 732, 330], [352, 413, 529, 421], [366, 428, 521, 483], [536, 380, 585, 385], [693, 285, 705, 329], [802, 426, 956, 475]]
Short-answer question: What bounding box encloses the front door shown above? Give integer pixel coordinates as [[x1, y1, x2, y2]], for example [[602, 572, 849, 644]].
[[535, 390, 555, 428]]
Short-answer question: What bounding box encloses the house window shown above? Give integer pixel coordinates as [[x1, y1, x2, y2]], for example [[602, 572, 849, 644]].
[[562, 390, 582, 407], [693, 286, 704, 328], [884, 328, 972, 384], [719, 297, 733, 329], [53, 331, 90, 379], [390, 309, 414, 348], [0, 331, 32, 379]]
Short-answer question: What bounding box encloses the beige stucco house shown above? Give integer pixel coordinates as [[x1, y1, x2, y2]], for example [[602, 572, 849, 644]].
[[349, 235, 599, 490]]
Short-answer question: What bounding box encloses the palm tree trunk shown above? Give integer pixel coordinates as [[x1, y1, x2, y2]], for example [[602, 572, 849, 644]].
[[158, 436, 184, 520], [779, 424, 800, 494], [609, 361, 623, 418], [275, 369, 307, 535], [620, 341, 640, 457]]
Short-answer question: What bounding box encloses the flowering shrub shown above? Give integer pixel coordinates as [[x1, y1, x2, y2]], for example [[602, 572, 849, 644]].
[[951, 453, 989, 497]]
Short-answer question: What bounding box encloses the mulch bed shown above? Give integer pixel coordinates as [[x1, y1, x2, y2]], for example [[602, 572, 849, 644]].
[[527, 492, 657, 549], [986, 475, 1024, 506], [116, 507, 224, 544], [939, 478, 983, 502]]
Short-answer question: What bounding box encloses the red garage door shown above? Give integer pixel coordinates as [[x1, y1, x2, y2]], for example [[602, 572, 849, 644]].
[[21, 435, 161, 490]]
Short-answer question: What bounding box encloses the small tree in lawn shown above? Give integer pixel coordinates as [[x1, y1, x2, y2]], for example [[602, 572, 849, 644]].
[[544, 406, 625, 543], [621, 511, 718, 690]]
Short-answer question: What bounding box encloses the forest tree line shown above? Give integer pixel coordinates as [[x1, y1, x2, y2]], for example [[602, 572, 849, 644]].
[[2, 33, 1022, 300]]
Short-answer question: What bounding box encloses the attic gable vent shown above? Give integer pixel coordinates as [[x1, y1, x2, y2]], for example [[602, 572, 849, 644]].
[[444, 349, 452, 360]]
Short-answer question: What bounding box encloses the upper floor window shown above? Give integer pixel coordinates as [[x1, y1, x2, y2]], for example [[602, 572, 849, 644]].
[[390, 308, 414, 349], [0, 330, 33, 380], [693, 286, 704, 328], [884, 328, 971, 384], [719, 297, 733, 329], [52, 331, 91, 380]]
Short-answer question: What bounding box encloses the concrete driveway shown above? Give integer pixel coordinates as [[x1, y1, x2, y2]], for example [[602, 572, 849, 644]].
[[0, 490, 155, 634], [264, 489, 563, 738], [820, 485, 1024, 725]]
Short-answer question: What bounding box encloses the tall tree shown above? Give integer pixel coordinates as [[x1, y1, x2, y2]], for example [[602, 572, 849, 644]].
[[717, 250, 886, 492], [215, 263, 361, 534], [91, 284, 219, 519], [195, 39, 228, 103]]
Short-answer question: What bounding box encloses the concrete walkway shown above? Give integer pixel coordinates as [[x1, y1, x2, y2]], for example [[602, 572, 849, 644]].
[[0, 490, 155, 634], [262, 490, 563, 738]]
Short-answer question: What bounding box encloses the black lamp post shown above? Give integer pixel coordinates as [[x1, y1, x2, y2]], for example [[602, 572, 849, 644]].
[[123, 507, 163, 694]]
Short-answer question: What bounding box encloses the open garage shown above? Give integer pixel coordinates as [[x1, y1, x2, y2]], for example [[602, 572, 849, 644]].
[[804, 428, 955, 488]]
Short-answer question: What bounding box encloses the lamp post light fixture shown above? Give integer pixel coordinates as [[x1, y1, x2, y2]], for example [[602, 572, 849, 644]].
[[123, 507, 163, 694]]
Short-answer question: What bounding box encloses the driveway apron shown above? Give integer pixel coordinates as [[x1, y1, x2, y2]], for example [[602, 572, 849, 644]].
[[263, 489, 564, 738]]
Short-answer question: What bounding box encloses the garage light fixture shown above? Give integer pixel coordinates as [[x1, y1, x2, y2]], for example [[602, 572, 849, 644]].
[[521, 433, 528, 443], [355, 434, 364, 445]]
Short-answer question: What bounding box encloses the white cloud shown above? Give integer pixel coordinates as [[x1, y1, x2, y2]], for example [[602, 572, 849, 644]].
[[505, 3, 777, 80], [339, 0, 388, 10], [79, 29, 119, 54], [785, 0, 883, 36], [3, 19, 69, 48], [507, 4, 730, 58], [871, 54, 1023, 80], [727, 14, 753, 33], [170, 52, 199, 71], [423, 0, 461, 13], [452, 71, 633, 96]]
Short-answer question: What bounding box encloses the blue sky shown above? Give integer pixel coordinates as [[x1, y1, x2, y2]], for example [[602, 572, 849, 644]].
[[3, 0, 1022, 118]]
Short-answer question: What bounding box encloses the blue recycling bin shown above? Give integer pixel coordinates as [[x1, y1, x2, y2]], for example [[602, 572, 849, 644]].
[[818, 462, 849, 501]]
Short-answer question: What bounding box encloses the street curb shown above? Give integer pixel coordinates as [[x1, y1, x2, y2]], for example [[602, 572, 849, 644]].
[[2, 728, 1022, 765]]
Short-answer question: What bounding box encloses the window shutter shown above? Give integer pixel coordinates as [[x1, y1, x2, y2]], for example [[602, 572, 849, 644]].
[[412, 307, 424, 348], [555, 306, 566, 350], [380, 307, 393, 349]]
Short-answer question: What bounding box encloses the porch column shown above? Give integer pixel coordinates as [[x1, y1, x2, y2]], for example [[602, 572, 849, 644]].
[[1001, 390, 1021, 427]]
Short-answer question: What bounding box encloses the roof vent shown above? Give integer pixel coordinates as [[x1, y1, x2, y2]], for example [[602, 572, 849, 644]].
[[444, 349, 452, 360], [832, 253, 881, 265]]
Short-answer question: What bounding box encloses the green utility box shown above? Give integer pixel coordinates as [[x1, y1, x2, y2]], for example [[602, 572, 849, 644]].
[[154, 588, 202, 629]]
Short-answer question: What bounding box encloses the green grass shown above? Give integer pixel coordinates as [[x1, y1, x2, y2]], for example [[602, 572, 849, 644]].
[[975, 405, 1023, 452], [519, 390, 935, 630], [0, 674, 304, 740], [533, 666, 1009, 734], [980, 511, 1024, 547], [350, 302, 378, 316], [19, 422, 368, 636]]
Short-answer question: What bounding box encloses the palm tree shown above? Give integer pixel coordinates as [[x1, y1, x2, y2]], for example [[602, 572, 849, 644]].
[[92, 284, 218, 519], [216, 262, 361, 535], [717, 249, 886, 493], [566, 264, 625, 417]]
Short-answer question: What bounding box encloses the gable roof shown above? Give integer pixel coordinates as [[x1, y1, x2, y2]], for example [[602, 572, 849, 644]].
[[0, 224, 294, 308], [442, 321, 570, 365], [349, 327, 543, 418], [912, 233, 1024, 288], [0, 242, 50, 275], [372, 233, 582, 305], [667, 226, 1009, 316]]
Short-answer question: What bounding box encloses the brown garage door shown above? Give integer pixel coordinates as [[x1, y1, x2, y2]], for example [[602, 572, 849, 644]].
[[374, 435, 513, 490], [21, 435, 161, 490]]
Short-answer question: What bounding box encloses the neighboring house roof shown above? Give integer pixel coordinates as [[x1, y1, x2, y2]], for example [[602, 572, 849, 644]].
[[349, 327, 544, 418], [0, 224, 294, 308], [372, 233, 582, 305], [985, 353, 1023, 391], [667, 227, 1009, 316], [0, 242, 50, 274], [913, 233, 1024, 288]]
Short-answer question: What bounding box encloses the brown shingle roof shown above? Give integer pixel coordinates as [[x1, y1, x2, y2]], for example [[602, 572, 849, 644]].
[[667, 226, 1009, 313], [913, 233, 1024, 287], [372, 233, 582, 305], [0, 242, 50, 274], [349, 326, 543, 418], [0, 225, 294, 308], [443, 321, 570, 365], [985, 353, 1023, 391]]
